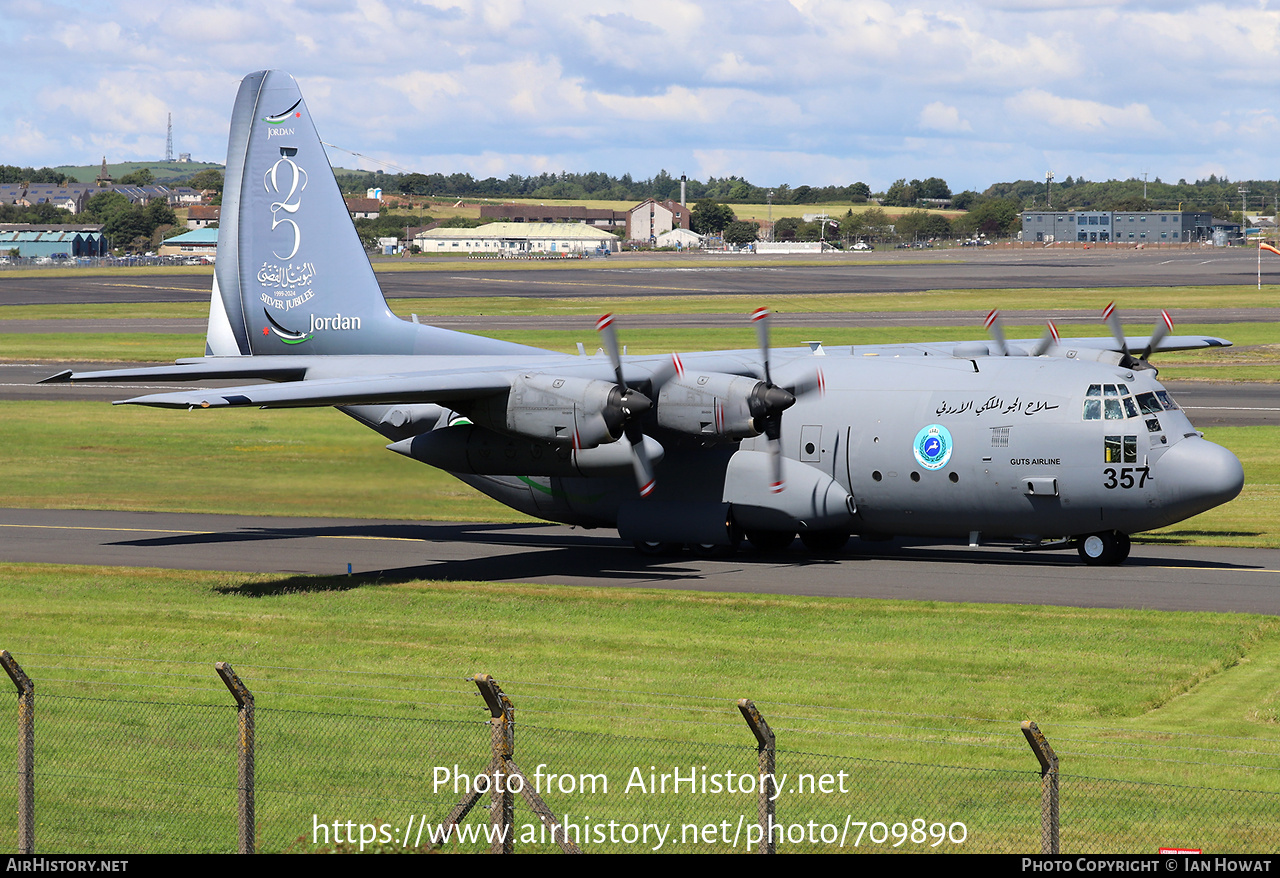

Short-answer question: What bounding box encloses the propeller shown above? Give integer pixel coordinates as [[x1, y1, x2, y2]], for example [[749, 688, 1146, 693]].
[[596, 313, 657, 497], [750, 308, 824, 493], [1103, 302, 1175, 366], [983, 309, 1009, 356], [1102, 301, 1127, 354], [1140, 309, 1173, 361], [1031, 320, 1060, 357]]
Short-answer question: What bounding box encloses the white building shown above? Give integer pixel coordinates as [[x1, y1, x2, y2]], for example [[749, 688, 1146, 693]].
[[413, 222, 620, 254]]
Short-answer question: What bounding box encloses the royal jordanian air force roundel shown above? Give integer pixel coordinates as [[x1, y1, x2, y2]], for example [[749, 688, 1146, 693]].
[[913, 424, 953, 470]]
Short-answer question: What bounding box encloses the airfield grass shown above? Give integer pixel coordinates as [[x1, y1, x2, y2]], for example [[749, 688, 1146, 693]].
[[0, 401, 1275, 549], [2, 563, 1279, 852]]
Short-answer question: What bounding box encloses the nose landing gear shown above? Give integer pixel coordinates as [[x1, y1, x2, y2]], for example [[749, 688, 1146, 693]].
[[1077, 531, 1131, 566]]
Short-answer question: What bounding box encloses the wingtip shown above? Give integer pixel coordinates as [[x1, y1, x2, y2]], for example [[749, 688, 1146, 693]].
[[39, 370, 73, 384]]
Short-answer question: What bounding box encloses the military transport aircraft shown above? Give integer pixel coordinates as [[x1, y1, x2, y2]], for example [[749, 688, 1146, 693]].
[[45, 71, 1244, 565]]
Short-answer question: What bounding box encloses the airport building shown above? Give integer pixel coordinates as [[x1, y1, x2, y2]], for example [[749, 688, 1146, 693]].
[[0, 224, 108, 258], [626, 199, 692, 242], [413, 221, 620, 254], [1022, 210, 1214, 243], [479, 203, 626, 233]]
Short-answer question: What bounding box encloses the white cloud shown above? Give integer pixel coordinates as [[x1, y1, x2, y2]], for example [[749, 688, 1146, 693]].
[[1005, 89, 1164, 137], [918, 102, 972, 133]]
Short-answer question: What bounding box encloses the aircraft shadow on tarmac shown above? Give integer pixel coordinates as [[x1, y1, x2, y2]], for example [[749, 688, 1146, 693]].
[[105, 521, 1264, 598]]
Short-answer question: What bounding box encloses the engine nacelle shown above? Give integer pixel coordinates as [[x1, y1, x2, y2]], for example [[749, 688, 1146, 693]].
[[467, 374, 629, 449], [657, 372, 770, 440]]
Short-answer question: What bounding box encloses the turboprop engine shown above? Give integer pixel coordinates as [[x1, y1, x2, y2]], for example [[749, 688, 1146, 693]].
[[657, 372, 795, 441], [465, 374, 650, 450]]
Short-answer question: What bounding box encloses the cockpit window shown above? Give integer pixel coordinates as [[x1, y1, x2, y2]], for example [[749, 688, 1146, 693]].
[[1136, 392, 1163, 415], [1155, 390, 1179, 411], [1084, 383, 1158, 421]]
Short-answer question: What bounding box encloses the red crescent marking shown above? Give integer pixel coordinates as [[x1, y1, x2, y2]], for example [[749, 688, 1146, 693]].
[[1102, 301, 1116, 319], [751, 308, 768, 322], [1162, 310, 1173, 331], [984, 309, 998, 328], [596, 314, 613, 331]]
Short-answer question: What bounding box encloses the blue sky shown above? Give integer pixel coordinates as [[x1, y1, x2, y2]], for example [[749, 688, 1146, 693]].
[[2, 0, 1278, 193]]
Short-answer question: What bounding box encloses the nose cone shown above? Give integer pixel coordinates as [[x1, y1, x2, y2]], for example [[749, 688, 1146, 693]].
[[1159, 436, 1244, 520]]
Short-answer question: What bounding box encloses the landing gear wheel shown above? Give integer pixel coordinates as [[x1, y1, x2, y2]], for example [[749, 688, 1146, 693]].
[[799, 530, 850, 554], [745, 530, 795, 554], [634, 540, 680, 557], [1077, 531, 1130, 566]]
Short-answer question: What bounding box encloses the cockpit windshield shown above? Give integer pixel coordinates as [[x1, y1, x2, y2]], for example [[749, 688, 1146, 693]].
[[1083, 384, 1180, 421]]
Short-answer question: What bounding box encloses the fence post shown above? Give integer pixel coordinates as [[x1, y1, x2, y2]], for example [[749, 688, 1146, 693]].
[[216, 662, 255, 854], [1022, 720, 1059, 854], [738, 699, 776, 854], [1, 651, 33, 855], [439, 676, 580, 853], [474, 674, 516, 854]]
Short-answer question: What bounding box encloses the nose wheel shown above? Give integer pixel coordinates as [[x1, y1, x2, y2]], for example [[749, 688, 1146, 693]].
[[1077, 531, 1131, 566]]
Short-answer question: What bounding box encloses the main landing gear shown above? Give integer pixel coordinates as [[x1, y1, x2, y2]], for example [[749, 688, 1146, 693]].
[[1076, 531, 1131, 566]]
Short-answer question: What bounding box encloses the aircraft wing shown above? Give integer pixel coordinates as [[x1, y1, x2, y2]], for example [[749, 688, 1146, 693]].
[[112, 368, 521, 409], [858, 334, 1231, 357]]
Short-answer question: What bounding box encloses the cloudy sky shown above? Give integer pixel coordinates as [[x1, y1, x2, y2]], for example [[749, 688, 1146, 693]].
[[2, 0, 1278, 193]]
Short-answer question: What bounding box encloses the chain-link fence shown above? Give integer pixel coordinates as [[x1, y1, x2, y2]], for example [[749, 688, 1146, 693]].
[[2, 651, 1278, 854]]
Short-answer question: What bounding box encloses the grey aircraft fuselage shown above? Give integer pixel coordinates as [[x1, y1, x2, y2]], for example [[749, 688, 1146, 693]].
[[355, 344, 1235, 548]]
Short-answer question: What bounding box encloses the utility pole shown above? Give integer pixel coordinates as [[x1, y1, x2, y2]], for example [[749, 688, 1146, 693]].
[[1239, 185, 1250, 244]]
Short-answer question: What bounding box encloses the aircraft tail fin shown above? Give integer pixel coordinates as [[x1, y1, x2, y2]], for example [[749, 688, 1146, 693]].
[[208, 70, 535, 359]]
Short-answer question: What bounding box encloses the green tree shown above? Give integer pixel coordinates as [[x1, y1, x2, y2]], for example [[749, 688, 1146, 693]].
[[118, 168, 155, 185], [722, 220, 758, 246], [185, 169, 224, 193], [839, 210, 867, 240], [690, 199, 736, 234], [860, 207, 892, 240], [883, 179, 918, 207]]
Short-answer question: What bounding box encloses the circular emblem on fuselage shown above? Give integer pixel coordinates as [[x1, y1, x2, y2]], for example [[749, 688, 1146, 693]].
[[913, 424, 953, 470]]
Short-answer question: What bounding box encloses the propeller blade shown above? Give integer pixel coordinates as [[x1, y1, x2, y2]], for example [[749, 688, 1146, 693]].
[[750, 307, 789, 491], [984, 309, 1009, 356], [1031, 321, 1060, 357], [1102, 301, 1127, 354], [625, 425, 657, 497], [785, 367, 826, 398], [596, 313, 625, 387], [764, 421, 785, 494], [751, 307, 772, 385], [1140, 310, 1174, 361], [596, 313, 658, 497]]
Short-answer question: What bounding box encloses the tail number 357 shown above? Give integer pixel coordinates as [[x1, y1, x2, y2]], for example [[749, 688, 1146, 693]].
[[1104, 466, 1149, 489]]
